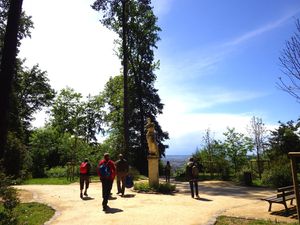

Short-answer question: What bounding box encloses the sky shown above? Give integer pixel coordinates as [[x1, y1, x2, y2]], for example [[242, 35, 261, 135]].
[[19, 0, 300, 155]]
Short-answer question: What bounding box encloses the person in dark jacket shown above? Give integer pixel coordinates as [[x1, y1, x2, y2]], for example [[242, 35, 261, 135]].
[[98, 153, 116, 211], [165, 161, 171, 183], [186, 157, 199, 199], [115, 154, 129, 196]]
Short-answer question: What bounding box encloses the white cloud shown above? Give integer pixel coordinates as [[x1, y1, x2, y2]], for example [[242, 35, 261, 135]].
[[151, 0, 174, 16], [19, 0, 121, 97], [224, 8, 300, 47]]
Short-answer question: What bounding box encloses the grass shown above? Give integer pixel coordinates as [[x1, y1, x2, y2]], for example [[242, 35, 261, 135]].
[[22, 177, 74, 185], [0, 202, 55, 225], [215, 216, 298, 225]]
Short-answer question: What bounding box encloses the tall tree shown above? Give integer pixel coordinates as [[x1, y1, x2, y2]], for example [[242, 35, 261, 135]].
[[223, 127, 253, 175], [92, 0, 130, 154], [278, 19, 300, 101], [92, 0, 168, 173], [247, 116, 268, 179], [0, 0, 23, 160]]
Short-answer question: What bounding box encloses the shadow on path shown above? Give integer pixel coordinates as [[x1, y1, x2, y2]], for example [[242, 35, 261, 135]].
[[121, 194, 135, 198], [270, 206, 298, 220], [194, 197, 212, 202], [105, 207, 123, 214], [82, 196, 94, 201], [172, 179, 274, 199]]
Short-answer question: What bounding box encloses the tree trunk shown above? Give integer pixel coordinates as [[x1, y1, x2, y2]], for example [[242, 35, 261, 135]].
[[0, 0, 23, 160], [122, 0, 129, 156]]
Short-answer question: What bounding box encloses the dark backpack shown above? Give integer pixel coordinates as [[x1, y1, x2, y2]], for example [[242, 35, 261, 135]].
[[99, 162, 111, 178], [125, 175, 134, 188], [192, 165, 199, 178]]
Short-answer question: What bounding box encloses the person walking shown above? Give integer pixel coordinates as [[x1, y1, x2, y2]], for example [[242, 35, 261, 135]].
[[97, 153, 116, 211], [115, 153, 129, 196], [186, 157, 199, 199], [165, 161, 171, 183], [79, 158, 91, 199]]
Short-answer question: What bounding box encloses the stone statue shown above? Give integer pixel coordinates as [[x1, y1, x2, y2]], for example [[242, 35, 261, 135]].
[[145, 117, 159, 156]]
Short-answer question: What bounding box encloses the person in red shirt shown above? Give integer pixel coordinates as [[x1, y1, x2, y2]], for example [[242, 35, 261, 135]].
[[79, 158, 91, 199], [98, 153, 116, 211]]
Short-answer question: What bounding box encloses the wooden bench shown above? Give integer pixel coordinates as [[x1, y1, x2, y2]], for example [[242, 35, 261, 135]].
[[261, 185, 296, 212]]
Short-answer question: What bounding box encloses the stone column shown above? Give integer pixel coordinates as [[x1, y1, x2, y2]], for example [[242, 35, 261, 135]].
[[148, 155, 159, 187]]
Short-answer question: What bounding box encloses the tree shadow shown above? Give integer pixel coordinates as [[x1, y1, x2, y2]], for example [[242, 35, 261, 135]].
[[105, 207, 124, 214], [82, 196, 94, 201], [121, 194, 135, 198]]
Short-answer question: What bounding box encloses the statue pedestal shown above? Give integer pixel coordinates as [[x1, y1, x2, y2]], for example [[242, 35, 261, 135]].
[[148, 155, 159, 187]]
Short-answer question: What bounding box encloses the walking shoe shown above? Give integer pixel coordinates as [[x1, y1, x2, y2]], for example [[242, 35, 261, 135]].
[[80, 193, 83, 199], [84, 191, 88, 196]]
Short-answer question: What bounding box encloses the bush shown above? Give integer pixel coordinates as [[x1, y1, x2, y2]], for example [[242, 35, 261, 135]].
[[45, 166, 67, 178], [0, 171, 20, 225], [134, 181, 152, 192], [262, 163, 292, 188], [134, 181, 176, 194], [174, 167, 186, 181], [157, 183, 176, 194]]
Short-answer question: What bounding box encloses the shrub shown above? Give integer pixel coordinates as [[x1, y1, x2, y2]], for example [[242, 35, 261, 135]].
[[134, 181, 152, 192], [262, 163, 292, 188], [174, 167, 186, 181], [0, 171, 19, 225], [45, 166, 67, 178], [157, 183, 176, 194], [134, 181, 176, 194]]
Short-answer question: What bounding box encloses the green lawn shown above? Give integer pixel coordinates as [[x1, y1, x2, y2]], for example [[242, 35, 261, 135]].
[[215, 216, 298, 225], [0, 202, 54, 225], [22, 177, 75, 185]]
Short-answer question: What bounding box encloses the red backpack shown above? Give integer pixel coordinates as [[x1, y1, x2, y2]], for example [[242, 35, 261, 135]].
[[80, 162, 88, 174]]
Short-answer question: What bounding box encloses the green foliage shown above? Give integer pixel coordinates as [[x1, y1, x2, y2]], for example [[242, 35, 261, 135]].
[[261, 157, 292, 188], [134, 181, 176, 194], [14, 63, 55, 132], [267, 120, 300, 159], [223, 127, 253, 175], [0, 202, 54, 225], [92, 0, 169, 174], [22, 177, 73, 185], [14, 202, 55, 225], [156, 183, 176, 194], [50, 87, 104, 142], [0, 171, 20, 225], [215, 215, 298, 225], [134, 181, 152, 192], [3, 132, 30, 178], [45, 166, 67, 178], [174, 167, 186, 181], [193, 139, 231, 180]]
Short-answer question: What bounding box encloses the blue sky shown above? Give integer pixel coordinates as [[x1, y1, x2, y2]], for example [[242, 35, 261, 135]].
[[20, 0, 300, 155]]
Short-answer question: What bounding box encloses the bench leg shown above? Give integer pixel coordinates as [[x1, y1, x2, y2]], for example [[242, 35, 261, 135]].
[[268, 202, 272, 212], [283, 201, 289, 213], [290, 199, 294, 205]]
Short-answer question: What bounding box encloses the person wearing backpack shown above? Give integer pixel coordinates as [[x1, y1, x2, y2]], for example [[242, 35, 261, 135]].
[[115, 153, 129, 196], [79, 158, 91, 199], [97, 153, 116, 211], [185, 157, 199, 199]]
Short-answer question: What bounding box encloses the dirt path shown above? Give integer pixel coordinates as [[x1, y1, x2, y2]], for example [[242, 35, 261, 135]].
[[15, 180, 297, 225]]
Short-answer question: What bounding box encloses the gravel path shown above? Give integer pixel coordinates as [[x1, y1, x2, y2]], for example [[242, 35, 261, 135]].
[[15, 180, 297, 225]]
